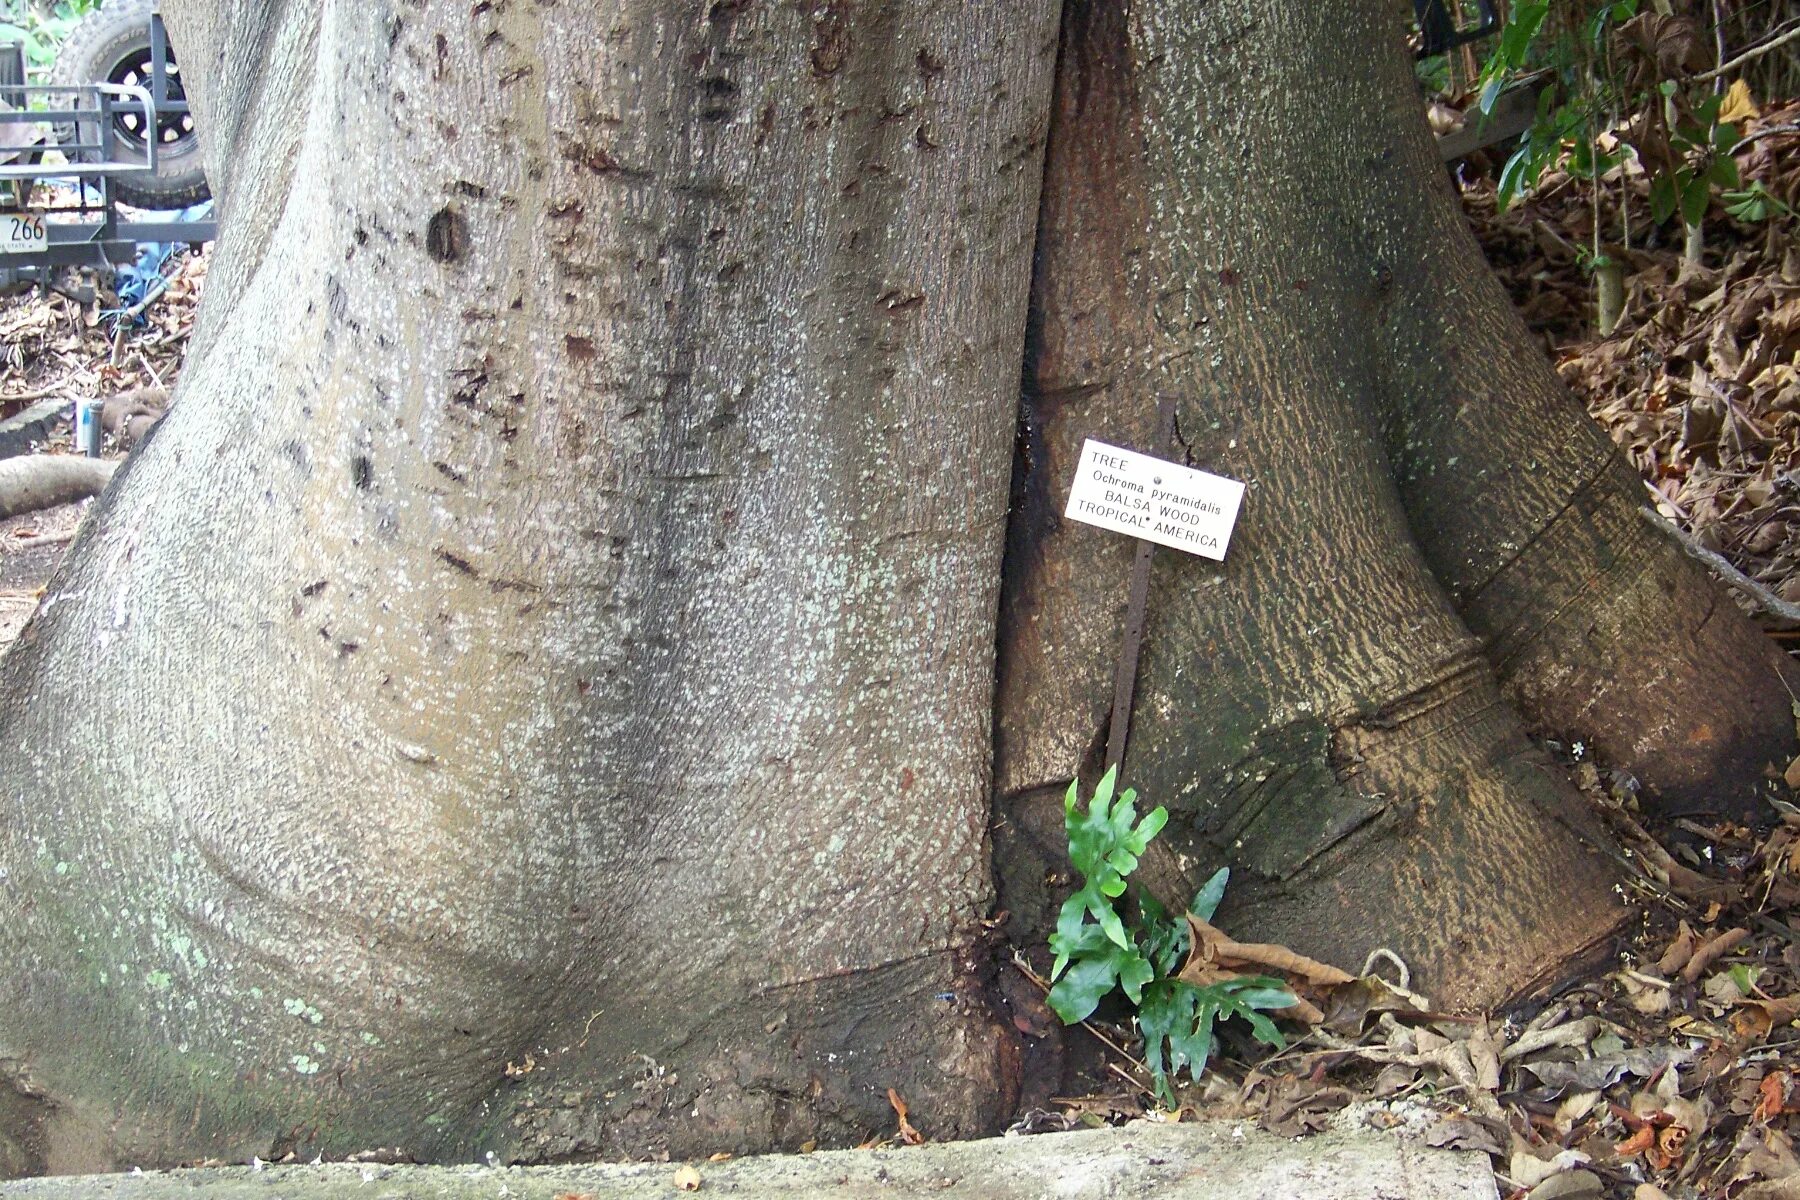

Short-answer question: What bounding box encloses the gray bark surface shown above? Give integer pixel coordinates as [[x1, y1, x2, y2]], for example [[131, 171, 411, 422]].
[[0, 0, 1058, 1172], [0, 1123, 1497, 1200], [992, 0, 1626, 1011], [1363, 128, 1797, 816]]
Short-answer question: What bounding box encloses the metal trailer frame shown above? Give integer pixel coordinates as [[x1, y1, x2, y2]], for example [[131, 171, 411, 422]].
[[0, 10, 214, 289]]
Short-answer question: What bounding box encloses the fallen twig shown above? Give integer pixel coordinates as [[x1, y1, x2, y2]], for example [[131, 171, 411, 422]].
[[0, 380, 73, 404], [1691, 22, 1800, 83], [1640, 507, 1800, 623]]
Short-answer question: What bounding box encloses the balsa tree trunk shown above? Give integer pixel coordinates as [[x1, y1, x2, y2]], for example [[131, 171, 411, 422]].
[[0, 0, 1059, 1174], [0, 0, 1791, 1178], [993, 0, 1627, 1013]]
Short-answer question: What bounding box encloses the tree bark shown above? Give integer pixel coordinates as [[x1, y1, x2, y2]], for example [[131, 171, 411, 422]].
[[993, 0, 1631, 1014], [1347, 59, 1796, 816], [0, 0, 1057, 1171], [0, 0, 1787, 1177]]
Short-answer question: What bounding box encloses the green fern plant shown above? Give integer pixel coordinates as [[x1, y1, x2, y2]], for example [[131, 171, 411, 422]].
[[1046, 767, 1295, 1108]]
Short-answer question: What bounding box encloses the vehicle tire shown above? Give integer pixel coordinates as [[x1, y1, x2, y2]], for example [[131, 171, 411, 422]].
[[0, 43, 47, 172], [0, 43, 25, 94], [52, 0, 209, 210]]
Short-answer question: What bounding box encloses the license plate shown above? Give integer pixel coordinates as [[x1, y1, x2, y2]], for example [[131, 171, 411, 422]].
[[0, 211, 46, 254]]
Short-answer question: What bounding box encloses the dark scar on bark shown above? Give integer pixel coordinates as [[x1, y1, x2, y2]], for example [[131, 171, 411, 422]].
[[426, 206, 467, 264], [435, 548, 480, 576]]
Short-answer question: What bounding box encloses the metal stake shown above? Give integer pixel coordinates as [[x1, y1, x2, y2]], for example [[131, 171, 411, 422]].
[[1104, 398, 1176, 774]]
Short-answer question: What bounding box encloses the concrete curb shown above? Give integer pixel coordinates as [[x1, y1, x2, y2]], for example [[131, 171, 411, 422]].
[[0, 1121, 1497, 1199]]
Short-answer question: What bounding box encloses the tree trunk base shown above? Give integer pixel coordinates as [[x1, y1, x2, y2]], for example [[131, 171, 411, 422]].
[[496, 951, 1020, 1164]]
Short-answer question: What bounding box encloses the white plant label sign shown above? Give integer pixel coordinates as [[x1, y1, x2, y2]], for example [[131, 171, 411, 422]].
[[1063, 437, 1245, 561]]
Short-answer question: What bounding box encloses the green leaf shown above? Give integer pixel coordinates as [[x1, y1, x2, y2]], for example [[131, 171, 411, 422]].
[[1477, 74, 1506, 117], [1722, 183, 1794, 223], [1137, 981, 1216, 1109], [1049, 893, 1107, 977], [1680, 172, 1711, 227], [1498, 1, 1549, 68], [1223, 983, 1297, 1009], [1047, 935, 1154, 1023], [1128, 804, 1167, 850], [1496, 140, 1539, 212], [1190, 867, 1230, 920], [1713, 122, 1742, 154], [1091, 765, 1117, 815], [1649, 172, 1678, 224], [1238, 1006, 1286, 1050], [1136, 982, 1191, 1107], [1095, 895, 1128, 948], [1048, 954, 1123, 1024], [1723, 191, 1765, 221], [1118, 947, 1155, 1005], [1708, 154, 1740, 190], [1142, 903, 1190, 977]]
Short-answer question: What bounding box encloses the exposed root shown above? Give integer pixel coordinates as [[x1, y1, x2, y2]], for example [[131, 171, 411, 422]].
[[0, 456, 114, 519]]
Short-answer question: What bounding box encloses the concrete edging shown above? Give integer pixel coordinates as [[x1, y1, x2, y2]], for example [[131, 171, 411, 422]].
[[0, 1120, 1498, 1199]]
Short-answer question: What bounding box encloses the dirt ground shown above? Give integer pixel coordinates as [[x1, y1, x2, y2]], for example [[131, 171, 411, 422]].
[[0, 500, 81, 649]]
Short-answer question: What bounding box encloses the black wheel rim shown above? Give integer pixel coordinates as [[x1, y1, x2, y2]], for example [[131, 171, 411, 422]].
[[105, 47, 194, 151]]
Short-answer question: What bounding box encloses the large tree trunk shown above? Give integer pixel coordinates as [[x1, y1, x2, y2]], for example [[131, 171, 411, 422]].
[[0, 0, 1057, 1173], [993, 0, 1628, 1015], [0, 0, 1790, 1178], [1358, 90, 1798, 818]]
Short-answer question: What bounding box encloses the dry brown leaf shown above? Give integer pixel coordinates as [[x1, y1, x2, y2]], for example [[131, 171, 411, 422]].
[[1510, 1140, 1593, 1189], [1619, 971, 1671, 1015], [1649, 1122, 1688, 1170], [1741, 1125, 1800, 1183], [887, 1087, 923, 1146], [1183, 913, 1356, 987], [1681, 926, 1750, 983], [1657, 921, 1698, 974], [1316, 975, 1431, 1036], [671, 1164, 702, 1191], [1740, 1181, 1800, 1200], [1425, 1115, 1507, 1155], [1617, 1123, 1657, 1158], [1740, 994, 1800, 1038], [1180, 913, 1355, 1024], [1719, 80, 1759, 125], [1757, 1071, 1791, 1123]]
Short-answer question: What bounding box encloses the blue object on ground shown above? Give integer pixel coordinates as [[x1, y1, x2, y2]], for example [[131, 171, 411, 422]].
[[106, 198, 212, 323]]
